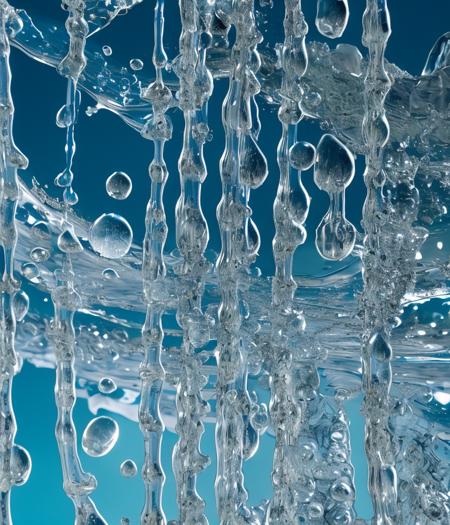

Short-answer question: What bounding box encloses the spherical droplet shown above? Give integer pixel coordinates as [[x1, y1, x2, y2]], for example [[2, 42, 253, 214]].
[[289, 141, 316, 171], [89, 213, 133, 259], [330, 478, 355, 503], [120, 459, 137, 478], [13, 291, 29, 322], [21, 263, 39, 280], [98, 377, 117, 394], [30, 247, 50, 263], [129, 58, 144, 71], [314, 134, 355, 193], [82, 416, 119, 458], [105, 172, 132, 200], [368, 331, 393, 361], [102, 268, 120, 280], [102, 45, 112, 56], [11, 445, 32, 486]]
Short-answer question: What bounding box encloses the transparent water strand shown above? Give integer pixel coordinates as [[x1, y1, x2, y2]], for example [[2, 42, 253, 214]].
[[138, 1, 172, 523], [214, 2, 264, 524], [0, 4, 29, 524], [172, 1, 213, 523], [50, 2, 107, 524], [267, 1, 310, 522], [360, 2, 398, 524]]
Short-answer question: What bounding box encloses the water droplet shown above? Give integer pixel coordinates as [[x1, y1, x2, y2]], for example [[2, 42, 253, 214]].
[[129, 58, 144, 71], [330, 478, 355, 502], [316, 0, 349, 39], [82, 416, 119, 458], [120, 459, 137, 478], [30, 247, 50, 263], [98, 377, 117, 394], [89, 213, 133, 259], [31, 221, 51, 240], [368, 331, 393, 361], [105, 172, 132, 200], [240, 135, 268, 189], [11, 445, 32, 486], [314, 134, 355, 193], [13, 291, 29, 322], [21, 263, 39, 280], [289, 141, 316, 171], [102, 45, 112, 56], [54, 168, 73, 188], [57, 229, 84, 254], [315, 212, 356, 261], [102, 268, 120, 280]]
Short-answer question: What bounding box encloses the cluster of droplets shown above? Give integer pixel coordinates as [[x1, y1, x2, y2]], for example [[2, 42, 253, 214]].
[[0, 3, 31, 523], [170, 1, 215, 524], [138, 1, 173, 523], [213, 2, 267, 524], [314, 133, 356, 261]]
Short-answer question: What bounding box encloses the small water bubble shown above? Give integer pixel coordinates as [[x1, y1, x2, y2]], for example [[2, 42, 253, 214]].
[[30, 247, 50, 263], [56, 104, 74, 128], [89, 213, 133, 259], [98, 377, 117, 394], [105, 172, 132, 200], [102, 268, 120, 280], [102, 45, 112, 56], [21, 262, 39, 280], [82, 416, 119, 457], [120, 459, 137, 478], [314, 134, 355, 192], [13, 291, 29, 322], [129, 58, 144, 71]]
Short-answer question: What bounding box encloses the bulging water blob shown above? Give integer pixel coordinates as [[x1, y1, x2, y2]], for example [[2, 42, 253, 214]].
[[21, 262, 39, 280], [315, 213, 356, 261], [102, 268, 120, 280], [11, 445, 32, 486], [89, 213, 133, 259], [315, 0, 349, 39], [57, 229, 84, 254], [289, 141, 316, 171], [13, 290, 29, 322], [422, 32, 450, 75], [368, 331, 393, 362], [105, 171, 132, 200], [129, 58, 144, 71], [98, 377, 117, 394], [30, 247, 50, 263], [314, 134, 355, 193], [120, 459, 137, 478], [82, 416, 119, 458]]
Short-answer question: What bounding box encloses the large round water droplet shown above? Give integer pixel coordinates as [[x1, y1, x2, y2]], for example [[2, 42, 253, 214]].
[[315, 215, 356, 260], [240, 136, 268, 189], [289, 141, 316, 171], [98, 377, 117, 394], [82, 416, 119, 458], [316, 0, 349, 39], [89, 213, 133, 259], [314, 134, 355, 193], [120, 459, 137, 478], [102, 45, 112, 56], [105, 172, 132, 200], [13, 291, 29, 322], [11, 445, 32, 486]]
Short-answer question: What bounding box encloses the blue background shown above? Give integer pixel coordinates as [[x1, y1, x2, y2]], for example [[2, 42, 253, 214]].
[[9, 1, 450, 523]]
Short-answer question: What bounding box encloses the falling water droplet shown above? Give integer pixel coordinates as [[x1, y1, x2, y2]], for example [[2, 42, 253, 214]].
[[13, 291, 29, 322], [82, 416, 119, 458], [102, 45, 112, 56], [11, 445, 32, 486], [21, 262, 39, 280], [57, 229, 84, 254], [314, 134, 355, 192], [289, 141, 316, 171], [98, 377, 117, 394], [54, 168, 73, 188], [315, 0, 349, 39], [89, 213, 133, 259], [30, 247, 50, 263], [105, 172, 132, 200], [130, 58, 144, 71], [120, 459, 137, 478]]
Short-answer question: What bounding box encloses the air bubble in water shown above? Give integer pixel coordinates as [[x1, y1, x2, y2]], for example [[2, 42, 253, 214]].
[[21, 262, 39, 280], [98, 377, 117, 394], [11, 445, 32, 486], [30, 247, 50, 263], [89, 213, 133, 259], [129, 58, 144, 71], [102, 45, 112, 56], [120, 459, 137, 478], [82, 416, 119, 458], [105, 172, 132, 200], [13, 291, 29, 322]]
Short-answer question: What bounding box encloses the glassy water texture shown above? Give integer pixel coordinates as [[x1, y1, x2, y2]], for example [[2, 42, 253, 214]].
[[0, 1, 449, 524]]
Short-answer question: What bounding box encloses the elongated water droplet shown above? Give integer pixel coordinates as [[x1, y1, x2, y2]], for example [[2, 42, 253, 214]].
[[368, 331, 393, 361], [55, 168, 73, 188], [56, 104, 74, 128], [314, 134, 355, 193], [11, 445, 32, 486], [120, 459, 137, 478], [130, 58, 144, 71], [13, 291, 29, 322], [105, 171, 132, 200], [98, 377, 117, 394], [82, 416, 119, 458], [316, 0, 349, 39], [57, 229, 83, 254], [89, 213, 133, 259]]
